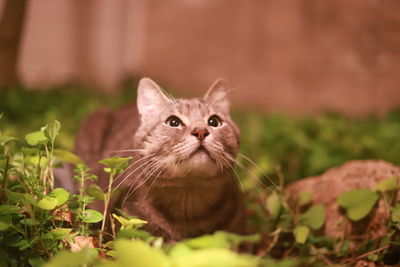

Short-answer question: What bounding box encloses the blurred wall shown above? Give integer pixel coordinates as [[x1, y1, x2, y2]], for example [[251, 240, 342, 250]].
[[2, 0, 400, 115], [11, 0, 146, 90]]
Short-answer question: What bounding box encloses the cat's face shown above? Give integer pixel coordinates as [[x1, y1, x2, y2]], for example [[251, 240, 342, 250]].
[[133, 78, 240, 179]]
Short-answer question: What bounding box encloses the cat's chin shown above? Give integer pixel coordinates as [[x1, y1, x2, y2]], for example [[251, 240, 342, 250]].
[[167, 152, 220, 178]]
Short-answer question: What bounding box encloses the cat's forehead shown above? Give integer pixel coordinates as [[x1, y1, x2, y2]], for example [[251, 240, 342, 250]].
[[172, 98, 213, 117]]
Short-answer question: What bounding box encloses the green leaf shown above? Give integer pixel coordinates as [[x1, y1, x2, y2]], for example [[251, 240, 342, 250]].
[[87, 184, 105, 201], [114, 239, 170, 267], [112, 214, 147, 229], [367, 254, 379, 262], [25, 130, 48, 146], [391, 203, 400, 223], [0, 205, 21, 214], [50, 228, 72, 240], [169, 243, 193, 260], [182, 231, 260, 250], [22, 147, 39, 155], [298, 204, 325, 230], [28, 257, 46, 267], [19, 218, 39, 226], [173, 248, 258, 267], [266, 192, 281, 219], [263, 258, 299, 267], [376, 177, 399, 192], [38, 197, 58, 210], [99, 156, 132, 170], [28, 256, 45, 267], [293, 225, 309, 244], [105, 250, 117, 258], [297, 191, 312, 207], [0, 135, 17, 144], [7, 191, 37, 206], [43, 120, 61, 143], [81, 209, 103, 223], [184, 232, 231, 249], [53, 149, 82, 164], [0, 221, 10, 231], [337, 189, 379, 221], [15, 239, 29, 250], [223, 232, 261, 246], [44, 246, 98, 267], [117, 228, 152, 240], [51, 188, 70, 206], [0, 216, 11, 231]]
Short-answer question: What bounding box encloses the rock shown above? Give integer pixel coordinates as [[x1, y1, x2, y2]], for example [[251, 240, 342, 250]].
[[285, 160, 400, 243]]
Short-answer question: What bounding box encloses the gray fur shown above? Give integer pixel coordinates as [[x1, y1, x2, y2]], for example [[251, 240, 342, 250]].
[[75, 78, 245, 240]]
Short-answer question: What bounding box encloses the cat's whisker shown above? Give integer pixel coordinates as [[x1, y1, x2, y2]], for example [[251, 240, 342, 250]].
[[219, 152, 244, 192], [120, 148, 171, 193], [172, 141, 194, 152], [208, 142, 234, 167], [237, 153, 281, 191], [208, 85, 242, 107], [106, 149, 145, 153], [112, 154, 151, 183], [111, 154, 162, 193], [112, 160, 150, 192], [143, 167, 164, 200], [172, 142, 199, 161], [123, 159, 165, 204], [121, 159, 160, 205], [223, 153, 274, 192], [111, 153, 155, 189], [159, 85, 178, 106], [207, 145, 226, 172]]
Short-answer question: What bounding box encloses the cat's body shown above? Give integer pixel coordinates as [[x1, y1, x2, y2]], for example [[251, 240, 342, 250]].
[[75, 78, 245, 240]]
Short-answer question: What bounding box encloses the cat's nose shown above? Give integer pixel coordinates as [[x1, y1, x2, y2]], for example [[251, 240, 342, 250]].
[[191, 128, 209, 141]]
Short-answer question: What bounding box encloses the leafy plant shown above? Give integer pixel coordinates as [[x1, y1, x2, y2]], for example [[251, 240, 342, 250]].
[[2, 85, 400, 265], [337, 189, 379, 221], [98, 156, 132, 246]]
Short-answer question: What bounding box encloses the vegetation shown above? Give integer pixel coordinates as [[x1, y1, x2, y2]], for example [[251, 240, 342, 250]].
[[1, 86, 400, 266]]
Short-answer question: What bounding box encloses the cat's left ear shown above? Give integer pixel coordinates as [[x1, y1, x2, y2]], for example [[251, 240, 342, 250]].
[[137, 78, 172, 120], [203, 78, 230, 114]]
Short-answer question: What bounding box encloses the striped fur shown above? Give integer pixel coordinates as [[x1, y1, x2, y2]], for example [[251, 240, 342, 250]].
[[75, 78, 245, 240]]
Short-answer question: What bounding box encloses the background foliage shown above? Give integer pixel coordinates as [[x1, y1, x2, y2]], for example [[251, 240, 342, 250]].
[[1, 85, 400, 266], [2, 84, 400, 183]]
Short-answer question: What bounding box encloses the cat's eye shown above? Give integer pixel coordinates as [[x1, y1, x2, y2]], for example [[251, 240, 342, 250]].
[[166, 116, 183, 127], [208, 115, 222, 127]]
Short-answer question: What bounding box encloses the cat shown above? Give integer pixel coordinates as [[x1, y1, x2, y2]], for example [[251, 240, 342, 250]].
[[75, 78, 245, 240]]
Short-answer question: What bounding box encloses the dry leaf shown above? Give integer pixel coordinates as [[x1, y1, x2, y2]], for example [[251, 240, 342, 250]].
[[69, 236, 97, 252]]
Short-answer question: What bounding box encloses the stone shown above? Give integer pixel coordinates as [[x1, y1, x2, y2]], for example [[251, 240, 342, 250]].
[[285, 160, 400, 244]]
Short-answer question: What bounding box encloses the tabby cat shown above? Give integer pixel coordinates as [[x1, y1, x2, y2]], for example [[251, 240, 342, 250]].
[[75, 78, 245, 240]]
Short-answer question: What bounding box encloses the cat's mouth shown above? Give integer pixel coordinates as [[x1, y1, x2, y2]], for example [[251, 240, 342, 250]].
[[190, 145, 212, 159]]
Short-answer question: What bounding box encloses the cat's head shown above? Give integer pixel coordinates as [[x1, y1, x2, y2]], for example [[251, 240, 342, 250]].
[[133, 78, 240, 179]]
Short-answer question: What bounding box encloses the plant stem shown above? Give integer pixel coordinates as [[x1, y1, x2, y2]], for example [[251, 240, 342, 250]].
[[79, 169, 84, 234], [381, 192, 391, 218], [49, 143, 55, 191], [356, 245, 390, 260], [78, 168, 87, 235], [1, 153, 10, 204], [44, 143, 54, 191], [37, 149, 43, 190], [99, 171, 114, 247]]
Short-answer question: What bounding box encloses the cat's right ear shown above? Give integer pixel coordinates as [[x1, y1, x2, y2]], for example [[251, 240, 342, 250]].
[[137, 78, 172, 120]]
